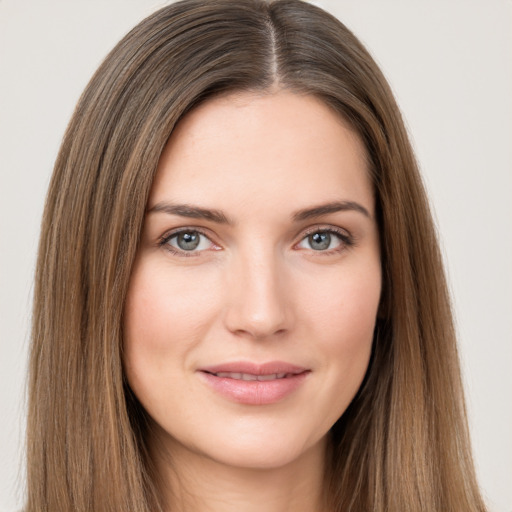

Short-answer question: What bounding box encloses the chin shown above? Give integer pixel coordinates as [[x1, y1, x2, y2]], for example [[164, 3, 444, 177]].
[[187, 427, 328, 472]]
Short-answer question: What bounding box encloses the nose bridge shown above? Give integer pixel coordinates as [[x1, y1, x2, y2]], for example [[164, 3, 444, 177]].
[[224, 242, 291, 339]]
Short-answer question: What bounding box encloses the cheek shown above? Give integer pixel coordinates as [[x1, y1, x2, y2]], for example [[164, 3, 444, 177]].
[[302, 261, 380, 398], [124, 261, 218, 346], [122, 261, 221, 395], [304, 260, 381, 341]]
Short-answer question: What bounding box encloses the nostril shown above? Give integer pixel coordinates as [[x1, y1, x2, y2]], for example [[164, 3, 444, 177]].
[[222, 261, 293, 339]]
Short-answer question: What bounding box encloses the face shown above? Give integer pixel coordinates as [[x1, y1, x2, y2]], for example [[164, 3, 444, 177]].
[[123, 91, 381, 471]]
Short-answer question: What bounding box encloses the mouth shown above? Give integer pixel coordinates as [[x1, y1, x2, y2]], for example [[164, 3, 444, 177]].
[[205, 371, 297, 381], [197, 361, 310, 405]]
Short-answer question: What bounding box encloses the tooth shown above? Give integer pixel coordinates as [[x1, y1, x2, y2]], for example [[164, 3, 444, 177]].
[[213, 372, 293, 381], [215, 372, 242, 379], [257, 374, 277, 381]]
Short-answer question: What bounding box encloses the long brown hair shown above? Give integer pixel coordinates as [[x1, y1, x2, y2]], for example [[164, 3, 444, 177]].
[[27, 0, 487, 510]]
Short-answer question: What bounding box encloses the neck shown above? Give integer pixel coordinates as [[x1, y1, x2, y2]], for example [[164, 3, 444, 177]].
[[150, 433, 328, 512]]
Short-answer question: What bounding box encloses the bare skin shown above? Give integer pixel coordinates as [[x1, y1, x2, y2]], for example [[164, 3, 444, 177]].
[[123, 91, 381, 512]]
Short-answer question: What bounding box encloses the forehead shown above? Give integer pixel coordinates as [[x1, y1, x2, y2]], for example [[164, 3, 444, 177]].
[[149, 91, 373, 217]]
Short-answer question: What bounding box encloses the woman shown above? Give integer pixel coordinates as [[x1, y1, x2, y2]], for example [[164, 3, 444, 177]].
[[26, 0, 487, 510]]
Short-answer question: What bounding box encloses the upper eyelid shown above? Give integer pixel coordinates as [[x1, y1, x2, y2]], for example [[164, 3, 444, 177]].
[[297, 224, 353, 244], [159, 228, 218, 257], [158, 224, 353, 251], [160, 223, 350, 237], [299, 224, 350, 236], [160, 226, 215, 243]]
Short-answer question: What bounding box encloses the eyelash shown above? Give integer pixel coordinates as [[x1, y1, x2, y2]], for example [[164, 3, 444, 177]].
[[158, 227, 216, 258], [158, 226, 355, 257], [299, 226, 355, 254]]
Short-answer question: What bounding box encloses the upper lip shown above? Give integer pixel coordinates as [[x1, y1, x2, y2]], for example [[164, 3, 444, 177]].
[[198, 361, 308, 376]]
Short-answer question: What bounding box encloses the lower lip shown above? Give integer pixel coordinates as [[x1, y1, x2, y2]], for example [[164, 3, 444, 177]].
[[198, 371, 309, 405]]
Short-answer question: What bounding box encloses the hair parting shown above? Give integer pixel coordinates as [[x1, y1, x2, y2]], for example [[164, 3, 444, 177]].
[[26, 1, 487, 511]]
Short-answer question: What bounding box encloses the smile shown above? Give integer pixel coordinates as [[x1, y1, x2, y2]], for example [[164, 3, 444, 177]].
[[197, 361, 310, 405], [208, 372, 293, 381]]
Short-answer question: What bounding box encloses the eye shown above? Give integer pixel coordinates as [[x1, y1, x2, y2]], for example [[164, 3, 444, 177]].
[[296, 228, 352, 252], [161, 229, 216, 255]]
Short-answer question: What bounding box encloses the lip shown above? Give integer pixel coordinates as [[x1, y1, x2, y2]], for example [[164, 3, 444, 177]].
[[197, 361, 310, 405]]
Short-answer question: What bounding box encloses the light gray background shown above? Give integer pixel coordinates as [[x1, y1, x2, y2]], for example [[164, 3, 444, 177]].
[[1, 1, 511, 511]]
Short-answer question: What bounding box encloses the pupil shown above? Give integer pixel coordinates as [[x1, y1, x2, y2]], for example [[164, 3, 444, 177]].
[[309, 232, 331, 250], [177, 232, 200, 250]]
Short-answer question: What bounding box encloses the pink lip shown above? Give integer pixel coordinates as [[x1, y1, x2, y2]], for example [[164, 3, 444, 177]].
[[197, 361, 310, 405]]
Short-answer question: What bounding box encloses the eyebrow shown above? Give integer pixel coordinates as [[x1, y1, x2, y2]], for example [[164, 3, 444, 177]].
[[292, 200, 371, 221], [147, 202, 232, 224], [147, 199, 371, 225]]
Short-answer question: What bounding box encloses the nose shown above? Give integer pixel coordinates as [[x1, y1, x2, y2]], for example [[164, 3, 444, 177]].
[[223, 248, 293, 340]]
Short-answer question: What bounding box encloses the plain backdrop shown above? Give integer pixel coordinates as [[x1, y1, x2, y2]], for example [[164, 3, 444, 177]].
[[0, 1, 511, 510]]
